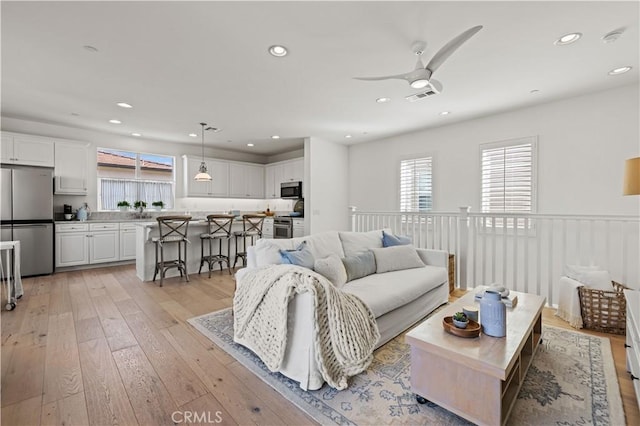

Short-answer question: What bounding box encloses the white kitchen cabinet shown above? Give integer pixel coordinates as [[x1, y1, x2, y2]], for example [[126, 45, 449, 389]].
[[264, 163, 284, 199], [282, 158, 304, 182], [88, 223, 119, 264], [264, 158, 303, 199], [55, 223, 90, 267], [120, 223, 137, 260], [293, 218, 305, 238], [263, 217, 274, 239], [55, 222, 120, 267], [1, 132, 54, 167], [229, 162, 264, 198], [183, 156, 229, 197], [54, 141, 90, 195]]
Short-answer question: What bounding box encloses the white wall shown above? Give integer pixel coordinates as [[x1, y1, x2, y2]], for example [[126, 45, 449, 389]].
[[305, 137, 350, 233], [348, 84, 640, 216]]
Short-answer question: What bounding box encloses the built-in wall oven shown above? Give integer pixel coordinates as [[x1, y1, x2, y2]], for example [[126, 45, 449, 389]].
[[274, 216, 293, 239]]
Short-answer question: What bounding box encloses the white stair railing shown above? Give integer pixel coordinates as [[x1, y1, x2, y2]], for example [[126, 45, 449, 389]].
[[350, 207, 639, 306]]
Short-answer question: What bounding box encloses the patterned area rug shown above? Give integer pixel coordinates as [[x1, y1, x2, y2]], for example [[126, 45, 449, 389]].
[[188, 309, 625, 426]]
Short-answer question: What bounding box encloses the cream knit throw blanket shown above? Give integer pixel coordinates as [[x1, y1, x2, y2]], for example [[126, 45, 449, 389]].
[[233, 264, 380, 390]]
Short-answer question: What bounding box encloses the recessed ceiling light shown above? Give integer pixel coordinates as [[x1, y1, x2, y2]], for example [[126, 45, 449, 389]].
[[530, 89, 540, 94], [117, 102, 133, 108], [608, 66, 632, 75], [83, 45, 98, 52], [271, 135, 280, 139], [131, 132, 142, 137], [440, 111, 450, 115], [188, 133, 198, 137], [554, 32, 582, 45], [345, 135, 352, 139], [376, 97, 391, 103], [70, 112, 80, 116], [109, 119, 122, 124], [247, 143, 255, 147], [268, 45, 288, 57]]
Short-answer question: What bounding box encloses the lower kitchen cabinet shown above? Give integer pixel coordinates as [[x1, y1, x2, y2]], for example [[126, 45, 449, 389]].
[[119, 223, 137, 260], [263, 217, 274, 239], [55, 222, 122, 267], [293, 219, 305, 238]]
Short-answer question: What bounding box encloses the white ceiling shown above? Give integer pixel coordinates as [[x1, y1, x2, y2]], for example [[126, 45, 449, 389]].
[[1, 1, 638, 156]]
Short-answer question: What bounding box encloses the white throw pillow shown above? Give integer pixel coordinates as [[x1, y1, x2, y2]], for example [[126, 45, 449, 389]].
[[314, 254, 348, 288], [574, 270, 613, 291], [254, 239, 291, 267], [564, 264, 600, 281], [370, 245, 425, 274], [339, 230, 384, 258]]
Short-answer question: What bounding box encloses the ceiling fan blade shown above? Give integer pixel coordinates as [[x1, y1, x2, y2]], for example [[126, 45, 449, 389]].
[[425, 25, 482, 75], [353, 72, 413, 82]]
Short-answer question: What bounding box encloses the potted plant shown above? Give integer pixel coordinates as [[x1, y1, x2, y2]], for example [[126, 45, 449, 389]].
[[151, 201, 164, 211], [117, 201, 131, 212], [133, 200, 147, 214], [452, 311, 469, 329]]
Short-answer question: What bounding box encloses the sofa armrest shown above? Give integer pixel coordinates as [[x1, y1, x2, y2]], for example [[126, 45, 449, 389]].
[[415, 248, 448, 269]]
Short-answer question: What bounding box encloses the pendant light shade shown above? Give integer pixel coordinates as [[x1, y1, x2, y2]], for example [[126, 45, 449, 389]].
[[194, 122, 212, 182]]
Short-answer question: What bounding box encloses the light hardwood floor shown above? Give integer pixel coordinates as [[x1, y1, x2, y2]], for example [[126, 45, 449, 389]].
[[1, 266, 638, 425]]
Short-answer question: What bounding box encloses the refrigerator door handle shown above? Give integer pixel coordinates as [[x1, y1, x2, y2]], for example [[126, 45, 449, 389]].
[[12, 224, 49, 228]]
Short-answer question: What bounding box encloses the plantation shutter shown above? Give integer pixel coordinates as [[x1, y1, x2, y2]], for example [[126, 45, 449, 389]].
[[400, 157, 432, 212], [481, 139, 535, 213]]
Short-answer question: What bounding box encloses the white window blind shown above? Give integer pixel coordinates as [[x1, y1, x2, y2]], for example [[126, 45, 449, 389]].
[[481, 138, 536, 214], [400, 157, 432, 212]]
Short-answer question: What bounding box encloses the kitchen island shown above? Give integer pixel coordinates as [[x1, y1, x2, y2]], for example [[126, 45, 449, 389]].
[[134, 219, 259, 281]]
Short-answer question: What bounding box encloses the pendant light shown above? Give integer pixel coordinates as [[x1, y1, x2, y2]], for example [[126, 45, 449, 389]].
[[194, 122, 212, 181]]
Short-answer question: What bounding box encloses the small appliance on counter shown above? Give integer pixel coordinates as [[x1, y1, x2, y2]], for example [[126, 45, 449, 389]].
[[64, 204, 74, 220], [76, 203, 91, 221]]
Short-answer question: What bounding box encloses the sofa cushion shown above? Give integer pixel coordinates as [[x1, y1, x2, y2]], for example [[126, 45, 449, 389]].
[[342, 251, 377, 282], [254, 239, 294, 267], [339, 230, 384, 257], [382, 231, 411, 247], [280, 241, 315, 269], [314, 254, 348, 288], [370, 245, 425, 273], [343, 266, 447, 317]]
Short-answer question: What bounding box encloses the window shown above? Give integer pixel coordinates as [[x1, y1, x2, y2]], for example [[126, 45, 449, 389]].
[[481, 137, 536, 216], [400, 157, 432, 212], [97, 148, 175, 210]]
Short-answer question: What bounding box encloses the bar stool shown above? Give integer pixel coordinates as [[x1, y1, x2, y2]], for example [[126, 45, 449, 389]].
[[199, 214, 235, 277], [233, 214, 266, 268], [152, 215, 191, 287]]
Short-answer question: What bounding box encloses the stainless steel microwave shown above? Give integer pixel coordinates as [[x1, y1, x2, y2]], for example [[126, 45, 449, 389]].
[[281, 181, 303, 199]]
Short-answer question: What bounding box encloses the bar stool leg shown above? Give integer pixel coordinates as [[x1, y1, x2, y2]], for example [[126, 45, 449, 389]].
[[184, 240, 189, 282], [226, 237, 232, 274], [199, 237, 205, 275], [159, 242, 165, 287], [153, 242, 159, 282], [208, 237, 214, 278]]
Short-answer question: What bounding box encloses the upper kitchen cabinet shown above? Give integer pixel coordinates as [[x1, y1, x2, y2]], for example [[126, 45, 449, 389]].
[[183, 156, 229, 197], [1, 132, 54, 167], [54, 141, 90, 195], [229, 162, 264, 198], [282, 158, 304, 182], [264, 158, 304, 199]]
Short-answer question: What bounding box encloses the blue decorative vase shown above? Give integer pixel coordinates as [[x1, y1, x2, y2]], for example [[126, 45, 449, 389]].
[[480, 290, 506, 337]]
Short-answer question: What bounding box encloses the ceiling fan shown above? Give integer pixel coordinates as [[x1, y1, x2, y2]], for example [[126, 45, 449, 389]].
[[354, 25, 483, 90]]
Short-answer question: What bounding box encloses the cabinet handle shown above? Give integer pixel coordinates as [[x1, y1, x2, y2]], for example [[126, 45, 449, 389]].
[[624, 343, 632, 348], [632, 374, 639, 381]]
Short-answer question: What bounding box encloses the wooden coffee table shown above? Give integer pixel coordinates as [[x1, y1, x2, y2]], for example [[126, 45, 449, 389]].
[[406, 290, 545, 426]]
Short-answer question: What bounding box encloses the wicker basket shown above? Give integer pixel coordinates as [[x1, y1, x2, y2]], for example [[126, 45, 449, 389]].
[[578, 281, 627, 335]]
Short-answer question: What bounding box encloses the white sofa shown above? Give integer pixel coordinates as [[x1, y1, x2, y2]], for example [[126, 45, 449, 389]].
[[234, 229, 450, 390]]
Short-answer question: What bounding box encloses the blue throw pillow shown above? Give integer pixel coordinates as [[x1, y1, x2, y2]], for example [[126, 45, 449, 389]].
[[382, 231, 412, 247], [280, 241, 315, 269]]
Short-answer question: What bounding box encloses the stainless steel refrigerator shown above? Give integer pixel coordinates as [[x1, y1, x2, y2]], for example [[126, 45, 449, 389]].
[[1, 166, 54, 276]]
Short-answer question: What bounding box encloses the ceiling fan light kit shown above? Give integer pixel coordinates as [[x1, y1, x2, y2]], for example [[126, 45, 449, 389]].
[[354, 25, 483, 97]]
